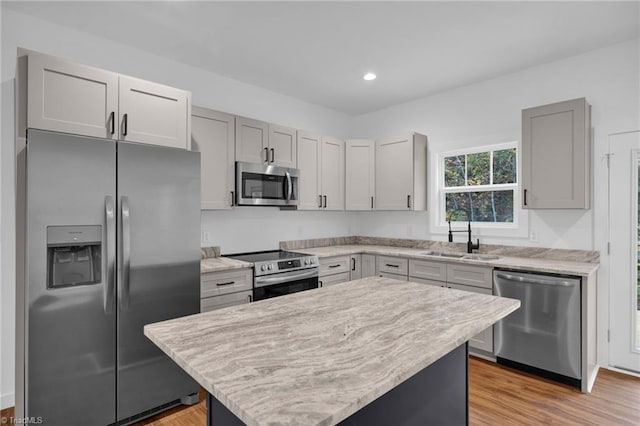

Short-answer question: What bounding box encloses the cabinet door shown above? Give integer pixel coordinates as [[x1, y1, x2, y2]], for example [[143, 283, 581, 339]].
[[269, 124, 297, 168], [349, 254, 362, 280], [319, 256, 350, 276], [448, 283, 494, 353], [361, 254, 377, 277], [191, 107, 235, 209], [377, 256, 409, 276], [522, 98, 590, 209], [119, 75, 189, 149], [375, 135, 413, 210], [27, 51, 119, 139], [321, 137, 345, 210], [235, 116, 269, 164], [409, 259, 447, 282], [446, 264, 492, 289], [201, 268, 253, 298], [378, 272, 409, 281], [410, 277, 446, 287], [319, 272, 351, 287], [297, 132, 322, 210], [201, 290, 252, 313], [346, 139, 375, 210]]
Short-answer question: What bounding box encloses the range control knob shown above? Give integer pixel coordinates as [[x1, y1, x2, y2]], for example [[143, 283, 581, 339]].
[[267, 264, 273, 270], [308, 258, 315, 264], [304, 259, 310, 265], [260, 265, 267, 271]]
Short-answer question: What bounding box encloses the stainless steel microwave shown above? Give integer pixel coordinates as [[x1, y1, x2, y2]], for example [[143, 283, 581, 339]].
[[235, 161, 299, 206]]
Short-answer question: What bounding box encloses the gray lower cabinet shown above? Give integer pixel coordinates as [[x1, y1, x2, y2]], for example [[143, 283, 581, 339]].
[[378, 271, 409, 281], [201, 268, 253, 312], [409, 259, 494, 354], [361, 254, 377, 278], [350, 254, 362, 280], [319, 255, 351, 287], [377, 256, 409, 276]]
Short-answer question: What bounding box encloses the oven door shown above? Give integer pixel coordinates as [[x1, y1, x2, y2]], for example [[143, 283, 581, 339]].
[[253, 268, 319, 301], [236, 162, 299, 206]]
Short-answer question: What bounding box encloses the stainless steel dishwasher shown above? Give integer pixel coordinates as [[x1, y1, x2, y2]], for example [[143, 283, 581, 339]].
[[493, 269, 581, 386]]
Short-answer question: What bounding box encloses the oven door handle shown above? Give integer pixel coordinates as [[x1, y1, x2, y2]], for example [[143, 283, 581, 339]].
[[254, 268, 319, 288]]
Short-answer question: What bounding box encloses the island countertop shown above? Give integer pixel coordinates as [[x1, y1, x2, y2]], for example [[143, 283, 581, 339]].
[[144, 277, 520, 426]]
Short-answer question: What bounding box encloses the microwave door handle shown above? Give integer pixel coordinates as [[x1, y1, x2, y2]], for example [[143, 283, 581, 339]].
[[285, 172, 292, 202]]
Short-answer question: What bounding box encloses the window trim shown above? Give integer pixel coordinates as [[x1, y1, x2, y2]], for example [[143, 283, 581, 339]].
[[438, 142, 519, 229]]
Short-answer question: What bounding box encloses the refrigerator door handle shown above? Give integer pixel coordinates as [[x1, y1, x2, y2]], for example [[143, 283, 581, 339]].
[[105, 196, 116, 313], [120, 196, 131, 310]]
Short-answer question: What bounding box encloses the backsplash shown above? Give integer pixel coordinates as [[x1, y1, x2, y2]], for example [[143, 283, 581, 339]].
[[280, 236, 600, 264], [201, 246, 221, 259]]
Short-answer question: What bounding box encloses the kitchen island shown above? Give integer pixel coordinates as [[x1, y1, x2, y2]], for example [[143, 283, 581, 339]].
[[144, 277, 519, 425]]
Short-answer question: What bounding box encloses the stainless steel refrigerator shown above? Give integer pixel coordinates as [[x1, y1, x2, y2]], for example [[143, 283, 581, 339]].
[[16, 129, 201, 425]]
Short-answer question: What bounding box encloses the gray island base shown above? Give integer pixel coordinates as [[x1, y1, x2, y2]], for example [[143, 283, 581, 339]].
[[144, 277, 520, 426]]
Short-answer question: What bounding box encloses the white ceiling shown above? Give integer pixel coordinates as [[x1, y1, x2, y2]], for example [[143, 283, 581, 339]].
[[4, 1, 639, 115]]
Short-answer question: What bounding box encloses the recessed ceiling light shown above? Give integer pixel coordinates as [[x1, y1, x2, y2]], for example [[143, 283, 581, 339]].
[[363, 72, 377, 81]]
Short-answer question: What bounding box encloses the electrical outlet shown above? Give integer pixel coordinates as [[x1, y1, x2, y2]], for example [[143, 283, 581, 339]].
[[202, 231, 211, 243], [529, 231, 538, 242]]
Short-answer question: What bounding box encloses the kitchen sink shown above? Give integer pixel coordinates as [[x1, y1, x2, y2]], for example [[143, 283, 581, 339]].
[[419, 251, 465, 258], [462, 254, 500, 261]]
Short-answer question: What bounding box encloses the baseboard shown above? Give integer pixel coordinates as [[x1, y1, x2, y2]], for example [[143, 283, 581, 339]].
[[0, 392, 15, 410]]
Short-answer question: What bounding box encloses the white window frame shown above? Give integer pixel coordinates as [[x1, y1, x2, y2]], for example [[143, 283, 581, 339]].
[[438, 142, 519, 229]]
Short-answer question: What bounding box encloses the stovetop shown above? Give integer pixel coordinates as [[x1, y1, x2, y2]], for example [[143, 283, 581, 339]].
[[227, 250, 318, 276]]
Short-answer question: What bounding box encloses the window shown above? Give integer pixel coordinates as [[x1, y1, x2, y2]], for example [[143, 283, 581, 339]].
[[440, 143, 517, 226]]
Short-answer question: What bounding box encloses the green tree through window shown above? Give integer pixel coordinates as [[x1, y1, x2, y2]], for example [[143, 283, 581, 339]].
[[442, 146, 517, 224]]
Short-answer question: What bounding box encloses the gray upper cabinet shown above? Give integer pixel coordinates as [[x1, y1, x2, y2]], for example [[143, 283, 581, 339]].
[[22, 49, 191, 149], [269, 124, 297, 168], [375, 133, 428, 211], [235, 118, 297, 167], [118, 75, 190, 149], [191, 107, 235, 210], [235, 116, 269, 164], [346, 139, 375, 210], [297, 131, 322, 210], [522, 98, 591, 209], [26, 50, 119, 139], [321, 136, 345, 210]]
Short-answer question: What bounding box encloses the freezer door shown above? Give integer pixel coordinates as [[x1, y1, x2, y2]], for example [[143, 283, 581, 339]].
[[116, 142, 200, 421], [25, 130, 116, 425]]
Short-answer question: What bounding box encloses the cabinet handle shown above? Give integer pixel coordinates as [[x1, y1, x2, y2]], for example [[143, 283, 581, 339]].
[[371, 196, 374, 209], [230, 191, 235, 207], [351, 258, 356, 271], [323, 195, 327, 208], [270, 148, 275, 163], [264, 147, 269, 163], [122, 113, 128, 136], [407, 195, 411, 209], [318, 195, 323, 208], [328, 264, 341, 269], [248, 294, 253, 303], [109, 111, 115, 135], [385, 263, 399, 268], [216, 281, 235, 287], [523, 189, 528, 206], [319, 280, 323, 288]]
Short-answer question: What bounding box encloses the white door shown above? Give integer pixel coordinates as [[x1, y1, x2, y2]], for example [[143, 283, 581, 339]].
[[346, 139, 375, 210], [609, 131, 640, 373], [297, 132, 321, 210], [269, 124, 297, 168], [118, 75, 189, 149], [321, 137, 345, 210], [376, 136, 413, 210], [191, 107, 235, 210], [235, 117, 268, 164]]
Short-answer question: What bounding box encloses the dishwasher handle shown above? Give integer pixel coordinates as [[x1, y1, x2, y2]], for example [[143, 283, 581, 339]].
[[495, 272, 576, 287]]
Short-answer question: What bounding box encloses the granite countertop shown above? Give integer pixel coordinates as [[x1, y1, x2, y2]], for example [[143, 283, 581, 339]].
[[292, 245, 599, 277], [145, 276, 520, 426], [200, 256, 253, 274]]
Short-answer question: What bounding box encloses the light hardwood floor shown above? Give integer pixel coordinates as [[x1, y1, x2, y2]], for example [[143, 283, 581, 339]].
[[2, 357, 638, 425]]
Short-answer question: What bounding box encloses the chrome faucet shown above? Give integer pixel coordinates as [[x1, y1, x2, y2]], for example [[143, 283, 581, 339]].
[[448, 220, 480, 254]]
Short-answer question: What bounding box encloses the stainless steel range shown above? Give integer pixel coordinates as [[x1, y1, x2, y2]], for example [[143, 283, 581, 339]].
[[227, 250, 319, 301]]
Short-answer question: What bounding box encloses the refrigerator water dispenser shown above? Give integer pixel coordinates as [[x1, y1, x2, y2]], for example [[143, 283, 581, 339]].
[[47, 225, 102, 288]]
